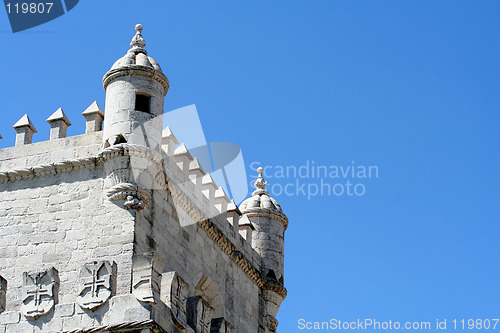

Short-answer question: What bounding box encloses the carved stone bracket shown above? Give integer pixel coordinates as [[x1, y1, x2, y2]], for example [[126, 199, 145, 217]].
[[21, 267, 59, 319], [107, 183, 151, 211]]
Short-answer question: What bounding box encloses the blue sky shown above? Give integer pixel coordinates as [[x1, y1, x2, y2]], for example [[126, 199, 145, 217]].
[[1, 1, 500, 331]]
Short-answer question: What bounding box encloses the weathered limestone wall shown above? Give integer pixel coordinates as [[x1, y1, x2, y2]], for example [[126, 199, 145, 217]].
[[0, 164, 143, 331]]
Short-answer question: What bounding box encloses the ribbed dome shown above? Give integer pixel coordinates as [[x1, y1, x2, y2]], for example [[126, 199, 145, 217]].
[[239, 192, 282, 212], [110, 52, 163, 73], [239, 167, 283, 213], [108, 24, 163, 73]]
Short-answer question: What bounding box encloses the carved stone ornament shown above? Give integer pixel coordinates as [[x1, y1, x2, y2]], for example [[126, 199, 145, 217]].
[[77, 261, 116, 311], [187, 296, 213, 333], [161, 271, 189, 329], [21, 267, 59, 319], [264, 314, 279, 332], [132, 253, 161, 303]]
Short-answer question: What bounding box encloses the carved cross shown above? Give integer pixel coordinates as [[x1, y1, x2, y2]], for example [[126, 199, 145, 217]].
[[25, 272, 51, 309], [77, 261, 114, 310], [199, 300, 211, 333], [22, 268, 58, 319], [81, 262, 108, 299], [173, 275, 186, 319]]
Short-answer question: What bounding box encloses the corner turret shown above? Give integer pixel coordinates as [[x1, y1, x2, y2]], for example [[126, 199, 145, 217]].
[[102, 24, 169, 152], [240, 167, 288, 332]]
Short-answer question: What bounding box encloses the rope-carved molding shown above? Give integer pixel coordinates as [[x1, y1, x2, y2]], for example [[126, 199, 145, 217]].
[[98, 143, 163, 166], [241, 209, 289, 231], [0, 157, 97, 184], [64, 319, 163, 333]]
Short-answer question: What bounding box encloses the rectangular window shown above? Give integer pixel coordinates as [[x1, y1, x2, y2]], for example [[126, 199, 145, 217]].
[[135, 94, 151, 113]]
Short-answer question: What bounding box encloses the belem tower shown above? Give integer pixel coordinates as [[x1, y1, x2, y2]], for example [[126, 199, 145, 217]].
[[0, 25, 289, 333]]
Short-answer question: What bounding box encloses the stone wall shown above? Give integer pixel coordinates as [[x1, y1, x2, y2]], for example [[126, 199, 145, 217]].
[[0, 131, 265, 332]]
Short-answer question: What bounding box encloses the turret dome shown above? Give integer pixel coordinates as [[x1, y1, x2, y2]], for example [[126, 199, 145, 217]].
[[239, 167, 283, 213], [103, 24, 169, 93], [109, 25, 163, 73]]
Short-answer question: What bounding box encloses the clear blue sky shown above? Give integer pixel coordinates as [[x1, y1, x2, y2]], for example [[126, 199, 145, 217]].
[[1, 1, 500, 331]]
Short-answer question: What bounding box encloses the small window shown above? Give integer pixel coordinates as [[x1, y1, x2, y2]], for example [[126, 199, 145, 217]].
[[266, 270, 278, 282], [135, 94, 151, 113]]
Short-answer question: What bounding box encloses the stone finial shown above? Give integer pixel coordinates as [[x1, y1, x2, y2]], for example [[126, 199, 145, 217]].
[[47, 108, 71, 140], [161, 127, 179, 156], [82, 101, 104, 133], [13, 114, 36, 146], [253, 167, 270, 196], [130, 24, 146, 51]]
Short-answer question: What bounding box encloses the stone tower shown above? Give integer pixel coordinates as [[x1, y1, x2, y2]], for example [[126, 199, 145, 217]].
[[0, 25, 289, 333]]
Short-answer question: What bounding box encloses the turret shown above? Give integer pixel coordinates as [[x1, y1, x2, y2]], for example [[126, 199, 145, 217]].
[[102, 24, 169, 152], [239, 167, 288, 332]]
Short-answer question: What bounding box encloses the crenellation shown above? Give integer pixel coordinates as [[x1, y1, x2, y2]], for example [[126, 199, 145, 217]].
[[227, 199, 241, 232], [81, 101, 104, 134], [201, 173, 217, 203], [174, 143, 193, 173], [238, 215, 255, 244], [188, 157, 205, 196], [13, 114, 36, 146], [161, 126, 178, 156], [214, 186, 230, 214], [47, 108, 71, 140]]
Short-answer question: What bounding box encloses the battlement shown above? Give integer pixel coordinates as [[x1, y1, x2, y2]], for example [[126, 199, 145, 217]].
[[0, 104, 263, 267]]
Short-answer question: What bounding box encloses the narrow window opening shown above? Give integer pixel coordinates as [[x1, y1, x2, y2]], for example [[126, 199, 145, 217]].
[[266, 270, 278, 282], [135, 94, 151, 113]]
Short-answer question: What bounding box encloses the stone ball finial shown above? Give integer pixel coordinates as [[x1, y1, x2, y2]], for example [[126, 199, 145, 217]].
[[254, 167, 268, 191], [130, 23, 146, 50]]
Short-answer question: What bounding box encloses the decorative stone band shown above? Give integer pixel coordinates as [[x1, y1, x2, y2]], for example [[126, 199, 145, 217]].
[[64, 319, 161, 333], [0, 143, 163, 186], [265, 314, 279, 331], [0, 157, 97, 184], [97, 143, 163, 170], [240, 208, 289, 231], [200, 220, 287, 299], [102, 65, 170, 96]]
